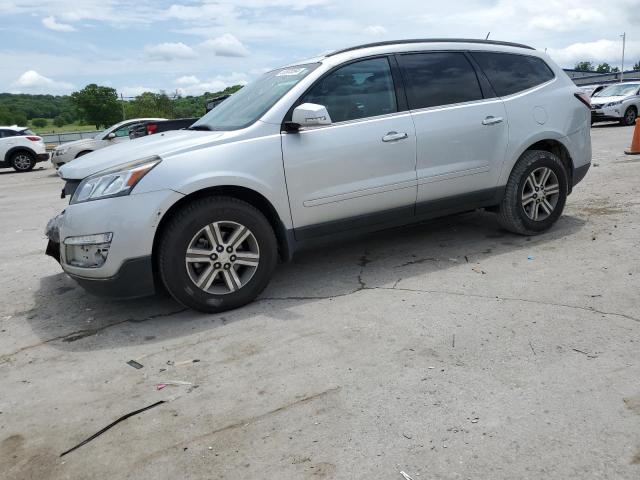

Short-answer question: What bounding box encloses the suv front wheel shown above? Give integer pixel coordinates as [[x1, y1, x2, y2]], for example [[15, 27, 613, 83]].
[[497, 150, 568, 235], [158, 196, 278, 313]]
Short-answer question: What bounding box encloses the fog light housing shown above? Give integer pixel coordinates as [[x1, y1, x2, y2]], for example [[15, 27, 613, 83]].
[[64, 233, 112, 268]]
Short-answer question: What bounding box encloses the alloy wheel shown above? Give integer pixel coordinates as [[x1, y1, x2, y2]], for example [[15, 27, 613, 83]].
[[13, 154, 33, 171], [185, 221, 260, 295], [521, 167, 560, 221]]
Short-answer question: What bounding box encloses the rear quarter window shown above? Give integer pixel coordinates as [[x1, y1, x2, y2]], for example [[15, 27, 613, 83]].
[[471, 52, 555, 97]]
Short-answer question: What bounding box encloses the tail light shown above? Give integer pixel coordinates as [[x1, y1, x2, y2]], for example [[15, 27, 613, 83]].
[[146, 123, 158, 135], [574, 92, 591, 109], [26, 136, 42, 141]]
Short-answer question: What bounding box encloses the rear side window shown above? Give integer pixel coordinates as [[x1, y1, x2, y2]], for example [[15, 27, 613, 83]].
[[397, 52, 483, 109], [302, 57, 397, 123], [471, 52, 555, 97]]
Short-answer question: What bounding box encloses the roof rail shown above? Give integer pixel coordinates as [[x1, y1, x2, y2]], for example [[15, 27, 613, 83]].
[[326, 38, 534, 57]]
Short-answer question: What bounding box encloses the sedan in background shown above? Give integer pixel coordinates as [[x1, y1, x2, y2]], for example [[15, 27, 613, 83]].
[[51, 118, 165, 168]]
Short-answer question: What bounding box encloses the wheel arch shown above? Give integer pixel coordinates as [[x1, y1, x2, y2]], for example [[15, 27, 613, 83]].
[[4, 146, 36, 163], [503, 136, 575, 194], [151, 185, 295, 286]]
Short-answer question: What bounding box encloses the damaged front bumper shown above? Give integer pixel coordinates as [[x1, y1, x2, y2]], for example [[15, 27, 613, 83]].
[[44, 188, 184, 298], [45, 214, 62, 263]]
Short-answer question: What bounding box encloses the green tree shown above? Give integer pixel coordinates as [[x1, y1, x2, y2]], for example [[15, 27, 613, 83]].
[[13, 112, 28, 126], [574, 61, 594, 72], [53, 116, 65, 127], [596, 63, 611, 73], [31, 118, 48, 128], [634, 61, 640, 70], [126, 92, 173, 118], [71, 84, 121, 129]]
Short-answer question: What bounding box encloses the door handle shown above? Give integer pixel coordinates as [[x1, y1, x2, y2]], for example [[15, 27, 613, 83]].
[[382, 131, 408, 142], [482, 116, 504, 126]]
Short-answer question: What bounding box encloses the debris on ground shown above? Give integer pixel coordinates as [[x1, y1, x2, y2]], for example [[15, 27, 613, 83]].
[[527, 255, 535, 261], [472, 266, 486, 274], [126, 360, 144, 370], [60, 400, 166, 457], [400, 471, 415, 480], [174, 359, 201, 366]]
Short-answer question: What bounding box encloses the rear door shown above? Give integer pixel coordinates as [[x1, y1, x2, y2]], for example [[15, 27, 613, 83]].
[[397, 51, 508, 213], [281, 56, 417, 239]]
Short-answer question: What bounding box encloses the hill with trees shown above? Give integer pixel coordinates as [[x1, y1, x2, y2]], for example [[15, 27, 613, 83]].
[[0, 84, 243, 130]]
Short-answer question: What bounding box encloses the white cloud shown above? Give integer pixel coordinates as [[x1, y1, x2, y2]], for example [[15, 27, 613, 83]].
[[175, 75, 200, 85], [144, 42, 197, 61], [42, 16, 75, 32], [547, 39, 640, 68], [11, 70, 73, 93], [528, 8, 605, 32], [363, 25, 387, 37], [176, 73, 249, 96], [200, 34, 249, 57]]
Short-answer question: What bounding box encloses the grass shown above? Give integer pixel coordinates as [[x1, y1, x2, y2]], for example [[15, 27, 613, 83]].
[[29, 121, 99, 135]]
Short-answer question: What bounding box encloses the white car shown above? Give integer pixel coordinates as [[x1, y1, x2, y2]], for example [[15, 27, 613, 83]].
[[0, 125, 49, 172], [47, 38, 591, 313], [51, 118, 165, 168], [590, 82, 640, 126]]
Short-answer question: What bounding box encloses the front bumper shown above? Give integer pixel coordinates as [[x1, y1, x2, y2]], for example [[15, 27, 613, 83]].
[[45, 188, 184, 297], [591, 106, 623, 122]]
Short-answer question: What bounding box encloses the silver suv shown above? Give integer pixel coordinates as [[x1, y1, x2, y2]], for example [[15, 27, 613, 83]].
[[47, 39, 592, 313], [590, 82, 640, 126]]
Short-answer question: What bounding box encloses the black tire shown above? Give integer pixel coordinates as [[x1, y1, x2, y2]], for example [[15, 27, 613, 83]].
[[158, 196, 278, 313], [620, 107, 637, 126], [10, 150, 36, 172], [497, 150, 568, 235], [75, 150, 92, 158]]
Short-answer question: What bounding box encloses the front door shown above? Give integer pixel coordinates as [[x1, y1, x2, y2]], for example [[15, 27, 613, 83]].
[[281, 57, 417, 239]]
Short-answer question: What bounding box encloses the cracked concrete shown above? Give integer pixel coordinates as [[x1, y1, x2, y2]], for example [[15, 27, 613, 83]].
[[1, 125, 640, 479]]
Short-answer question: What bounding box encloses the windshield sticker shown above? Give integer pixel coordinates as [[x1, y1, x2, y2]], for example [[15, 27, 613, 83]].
[[276, 68, 307, 77]]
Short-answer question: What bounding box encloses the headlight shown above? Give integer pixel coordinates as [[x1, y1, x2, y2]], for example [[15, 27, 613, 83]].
[[56, 147, 70, 156], [605, 100, 622, 107], [70, 156, 161, 204]]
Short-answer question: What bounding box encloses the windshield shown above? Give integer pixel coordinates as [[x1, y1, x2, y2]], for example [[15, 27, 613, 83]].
[[191, 63, 319, 131], [594, 83, 639, 97]]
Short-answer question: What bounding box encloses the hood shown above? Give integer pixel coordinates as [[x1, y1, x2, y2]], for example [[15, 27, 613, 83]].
[[591, 95, 628, 104], [58, 129, 232, 180], [55, 137, 97, 150]]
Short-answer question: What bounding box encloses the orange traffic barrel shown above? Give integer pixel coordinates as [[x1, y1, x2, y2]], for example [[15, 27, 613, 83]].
[[625, 118, 640, 155]]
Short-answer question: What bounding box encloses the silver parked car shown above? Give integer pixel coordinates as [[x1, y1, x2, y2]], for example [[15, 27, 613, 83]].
[[51, 118, 166, 168], [47, 38, 591, 312], [590, 82, 640, 126]]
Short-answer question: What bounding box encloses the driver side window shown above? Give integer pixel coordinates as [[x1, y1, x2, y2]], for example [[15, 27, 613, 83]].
[[302, 57, 397, 123]]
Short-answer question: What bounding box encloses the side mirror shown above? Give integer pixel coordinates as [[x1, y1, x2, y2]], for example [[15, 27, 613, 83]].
[[106, 132, 116, 140], [291, 103, 332, 128]]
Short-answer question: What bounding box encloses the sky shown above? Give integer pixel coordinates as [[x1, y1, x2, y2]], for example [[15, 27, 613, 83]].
[[1, 0, 639, 97]]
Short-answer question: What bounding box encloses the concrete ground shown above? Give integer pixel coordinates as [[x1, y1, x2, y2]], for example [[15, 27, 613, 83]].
[[1, 124, 639, 480]]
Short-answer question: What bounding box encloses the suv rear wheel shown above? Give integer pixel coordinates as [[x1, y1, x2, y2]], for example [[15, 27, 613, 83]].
[[158, 196, 278, 313], [11, 151, 36, 172], [497, 150, 568, 235]]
